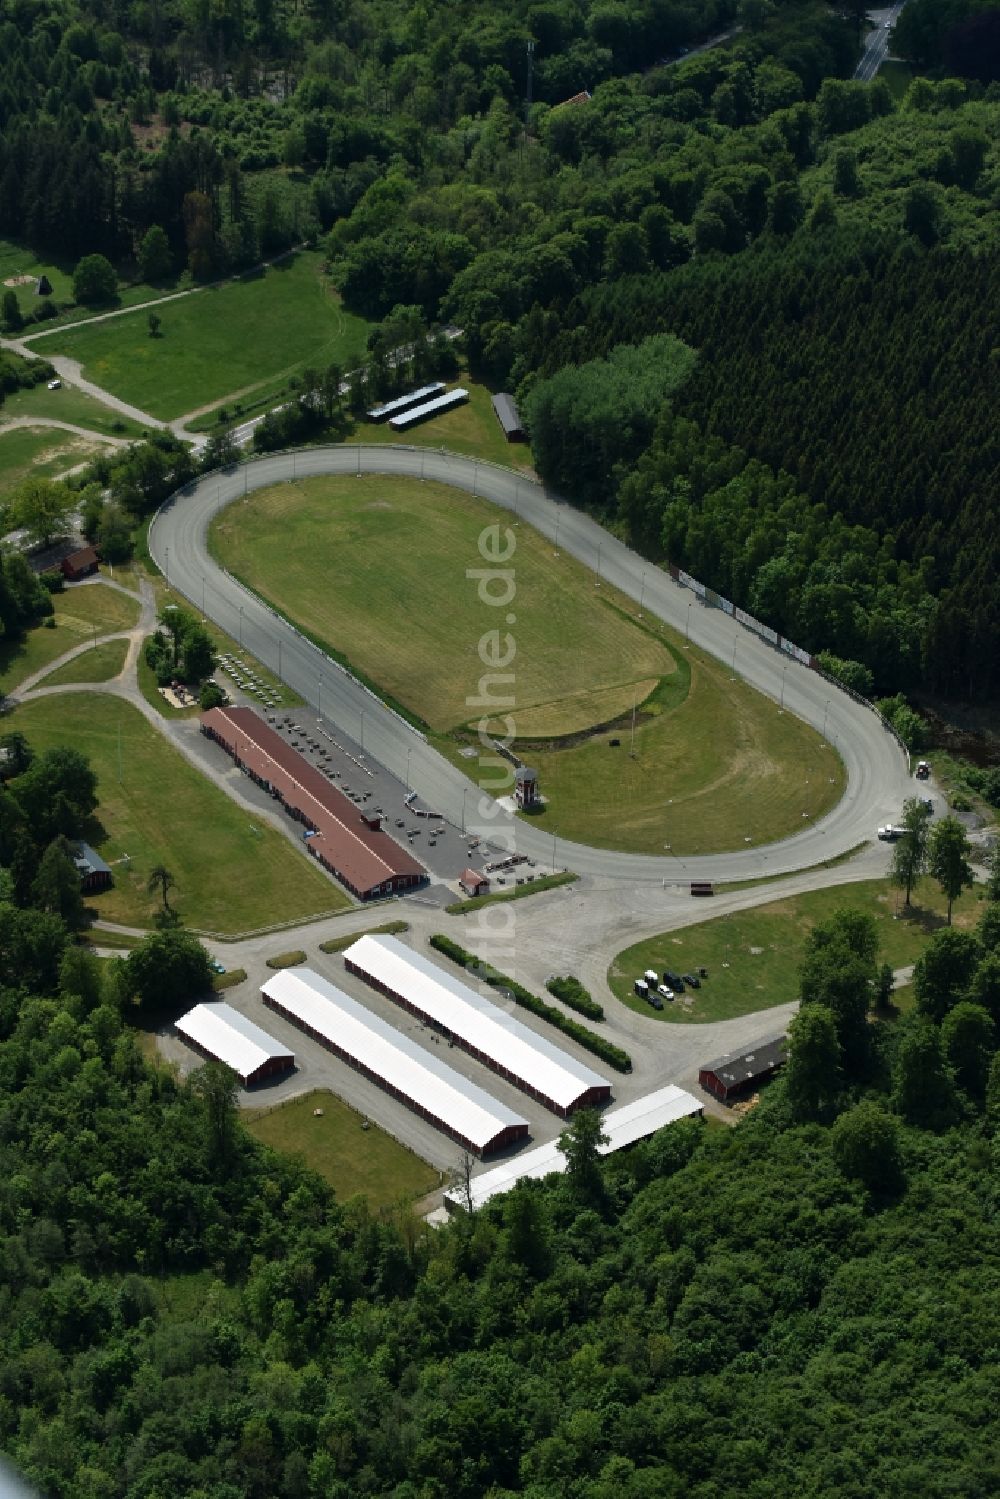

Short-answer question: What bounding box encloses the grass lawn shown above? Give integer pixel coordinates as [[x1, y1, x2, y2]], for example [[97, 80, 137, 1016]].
[[243, 1089, 440, 1209], [0, 582, 139, 692], [7, 693, 351, 933], [212, 474, 843, 854], [38, 637, 129, 685], [0, 381, 150, 440], [608, 876, 986, 1024], [357, 378, 537, 473], [0, 424, 112, 499], [43, 252, 370, 422], [0, 234, 193, 332]]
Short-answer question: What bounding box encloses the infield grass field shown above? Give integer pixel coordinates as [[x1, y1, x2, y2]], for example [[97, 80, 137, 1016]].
[[7, 693, 349, 933], [42, 252, 370, 422], [0, 582, 139, 692], [211, 474, 845, 854], [609, 876, 984, 1023], [243, 1089, 439, 1209]]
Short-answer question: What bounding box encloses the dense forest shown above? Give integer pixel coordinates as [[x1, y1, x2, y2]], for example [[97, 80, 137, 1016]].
[[3, 728, 1000, 1495]]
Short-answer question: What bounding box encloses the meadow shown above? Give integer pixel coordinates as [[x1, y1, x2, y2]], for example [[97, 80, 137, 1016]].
[[0, 423, 110, 499], [0, 581, 139, 692], [608, 876, 985, 1023], [42, 252, 370, 422], [243, 1089, 439, 1210], [9, 693, 350, 933]]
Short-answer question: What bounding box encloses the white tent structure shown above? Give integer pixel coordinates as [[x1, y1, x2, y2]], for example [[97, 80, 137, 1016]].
[[444, 1084, 703, 1212], [175, 1002, 294, 1086], [343, 934, 611, 1116], [261, 967, 529, 1154]]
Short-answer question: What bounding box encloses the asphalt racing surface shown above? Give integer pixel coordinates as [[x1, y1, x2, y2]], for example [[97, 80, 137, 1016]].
[[149, 445, 913, 884]]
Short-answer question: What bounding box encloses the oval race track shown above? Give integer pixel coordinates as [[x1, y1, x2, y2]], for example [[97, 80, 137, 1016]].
[[149, 445, 913, 884]]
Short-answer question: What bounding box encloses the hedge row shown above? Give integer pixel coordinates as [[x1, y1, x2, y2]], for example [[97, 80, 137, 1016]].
[[430, 934, 631, 1074], [546, 975, 604, 1022]]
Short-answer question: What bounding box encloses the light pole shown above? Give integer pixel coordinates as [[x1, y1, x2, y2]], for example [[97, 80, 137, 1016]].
[[551, 830, 557, 871], [823, 699, 831, 739], [686, 600, 692, 642], [596, 540, 602, 587], [277, 639, 282, 681], [201, 574, 206, 613], [639, 571, 646, 617], [780, 661, 788, 710], [360, 709, 365, 751], [555, 506, 561, 551], [164, 546, 169, 586], [318, 677, 323, 717], [406, 745, 412, 791], [731, 636, 737, 679], [238, 606, 243, 648]]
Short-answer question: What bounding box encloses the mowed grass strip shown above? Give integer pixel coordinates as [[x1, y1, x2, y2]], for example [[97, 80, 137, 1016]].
[[0, 425, 108, 498], [8, 693, 349, 933], [38, 637, 129, 685], [608, 876, 985, 1024], [514, 677, 661, 739], [211, 475, 676, 734], [43, 253, 370, 422], [0, 582, 140, 691], [243, 1089, 439, 1209]]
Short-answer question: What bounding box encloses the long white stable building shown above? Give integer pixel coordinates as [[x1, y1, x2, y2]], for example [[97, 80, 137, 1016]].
[[388, 387, 469, 430], [261, 967, 529, 1155], [444, 1084, 704, 1212], [343, 934, 612, 1116], [175, 1001, 295, 1087]]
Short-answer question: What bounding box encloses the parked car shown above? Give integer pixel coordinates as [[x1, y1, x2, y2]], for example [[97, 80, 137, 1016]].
[[916, 761, 931, 779], [648, 993, 663, 1010], [634, 978, 649, 998], [47, 378, 61, 390], [682, 973, 700, 989], [657, 984, 674, 1001]]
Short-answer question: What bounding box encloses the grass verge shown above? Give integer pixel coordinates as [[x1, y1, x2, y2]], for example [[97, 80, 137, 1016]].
[[318, 920, 409, 954], [431, 933, 631, 1072], [0, 582, 139, 693], [7, 692, 349, 932], [213, 968, 247, 990], [243, 1088, 440, 1210], [445, 872, 578, 914], [265, 949, 307, 969], [608, 875, 985, 1024]]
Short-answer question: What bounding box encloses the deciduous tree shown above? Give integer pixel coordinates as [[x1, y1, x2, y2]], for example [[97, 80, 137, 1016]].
[[889, 797, 932, 907], [927, 816, 975, 923]]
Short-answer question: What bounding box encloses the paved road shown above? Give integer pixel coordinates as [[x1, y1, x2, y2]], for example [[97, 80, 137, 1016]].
[[855, 3, 907, 81], [149, 445, 914, 883]]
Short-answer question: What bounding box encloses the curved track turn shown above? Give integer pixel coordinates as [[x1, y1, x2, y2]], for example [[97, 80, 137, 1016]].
[[149, 446, 912, 883]]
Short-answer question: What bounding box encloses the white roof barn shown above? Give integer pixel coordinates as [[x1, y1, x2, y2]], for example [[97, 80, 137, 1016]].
[[343, 934, 612, 1116], [261, 967, 529, 1155], [175, 1002, 294, 1086], [444, 1084, 703, 1211]]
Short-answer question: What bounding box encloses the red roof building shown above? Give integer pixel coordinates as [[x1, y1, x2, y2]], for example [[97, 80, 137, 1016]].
[[61, 546, 99, 581], [201, 706, 425, 901]]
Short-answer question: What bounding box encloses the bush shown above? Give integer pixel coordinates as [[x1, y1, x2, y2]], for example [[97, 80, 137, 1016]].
[[546, 975, 604, 1021], [430, 935, 631, 1072], [199, 681, 226, 710], [39, 570, 65, 594], [72, 253, 118, 306]]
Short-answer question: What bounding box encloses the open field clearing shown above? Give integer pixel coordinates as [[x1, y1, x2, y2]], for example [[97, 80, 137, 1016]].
[[0, 382, 149, 439], [0, 424, 109, 497], [213, 474, 844, 853], [243, 1089, 440, 1209], [609, 876, 985, 1023], [43, 252, 370, 421], [0, 582, 139, 691], [8, 693, 349, 932], [38, 637, 130, 684], [357, 379, 537, 472]]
